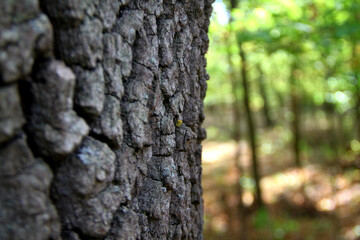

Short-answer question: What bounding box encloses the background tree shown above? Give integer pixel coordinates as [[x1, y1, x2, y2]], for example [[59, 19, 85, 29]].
[[204, 0, 360, 239]]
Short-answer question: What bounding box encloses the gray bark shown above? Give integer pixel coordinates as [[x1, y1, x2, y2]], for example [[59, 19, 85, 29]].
[[0, 0, 213, 239]]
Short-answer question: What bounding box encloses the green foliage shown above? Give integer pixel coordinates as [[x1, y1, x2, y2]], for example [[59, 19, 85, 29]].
[[253, 207, 270, 229], [253, 207, 300, 236], [206, 0, 360, 147]]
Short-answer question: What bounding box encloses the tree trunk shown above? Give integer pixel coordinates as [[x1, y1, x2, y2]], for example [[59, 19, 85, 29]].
[[352, 42, 360, 140], [226, 0, 249, 234], [327, 105, 340, 160], [225, 33, 248, 240], [0, 0, 213, 239], [290, 62, 301, 168], [355, 87, 360, 140], [323, 66, 339, 160], [238, 42, 263, 207], [257, 64, 273, 128]]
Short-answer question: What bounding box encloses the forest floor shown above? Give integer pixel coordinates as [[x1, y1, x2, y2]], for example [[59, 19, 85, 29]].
[[202, 133, 360, 240]]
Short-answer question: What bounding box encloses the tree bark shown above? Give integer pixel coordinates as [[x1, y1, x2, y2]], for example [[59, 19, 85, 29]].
[[0, 0, 213, 239]]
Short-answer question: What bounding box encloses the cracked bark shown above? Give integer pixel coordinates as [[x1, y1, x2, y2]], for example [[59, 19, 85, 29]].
[[0, 0, 213, 239]]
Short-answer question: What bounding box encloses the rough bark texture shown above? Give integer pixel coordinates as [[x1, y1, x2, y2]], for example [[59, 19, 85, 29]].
[[0, 0, 213, 239]]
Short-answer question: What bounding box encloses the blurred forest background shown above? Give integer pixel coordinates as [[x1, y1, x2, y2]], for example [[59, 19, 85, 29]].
[[202, 0, 360, 239]]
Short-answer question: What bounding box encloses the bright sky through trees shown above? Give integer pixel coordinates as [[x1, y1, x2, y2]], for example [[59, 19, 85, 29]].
[[212, 0, 230, 25]]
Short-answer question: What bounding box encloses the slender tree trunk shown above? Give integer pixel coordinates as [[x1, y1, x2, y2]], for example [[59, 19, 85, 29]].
[[228, 1, 251, 237], [225, 36, 242, 144], [238, 42, 263, 207], [323, 65, 339, 160], [356, 88, 360, 140], [330, 106, 340, 159], [225, 19, 248, 240], [0, 0, 213, 239], [257, 64, 273, 128], [336, 114, 345, 152], [349, 41, 360, 140], [290, 62, 301, 168]]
